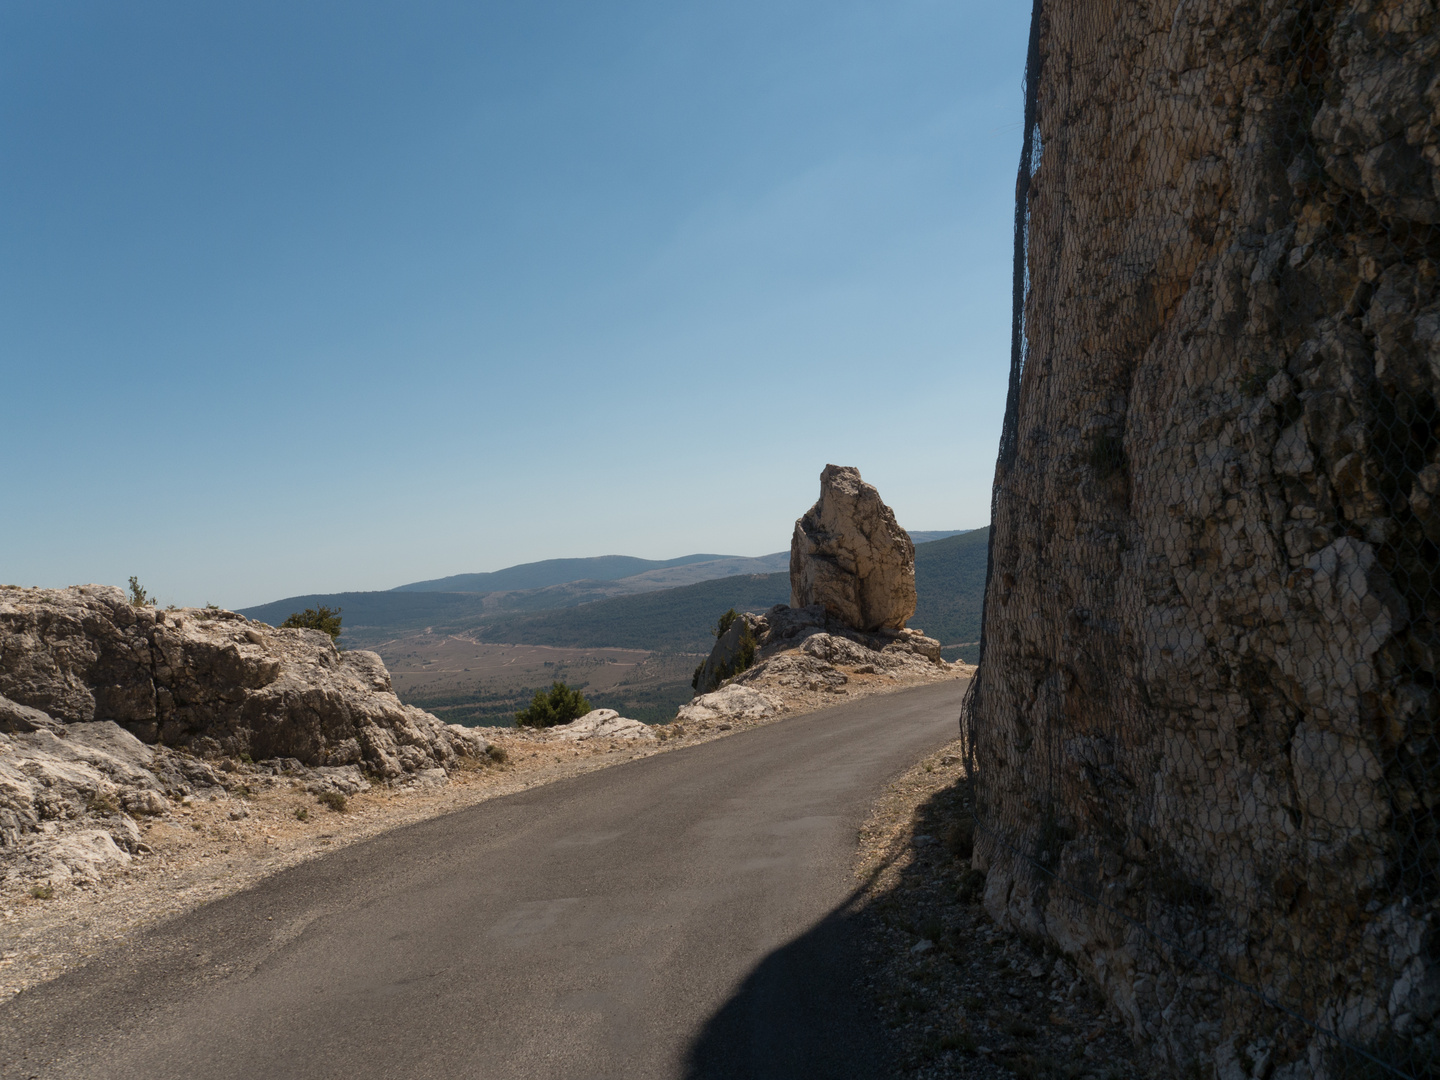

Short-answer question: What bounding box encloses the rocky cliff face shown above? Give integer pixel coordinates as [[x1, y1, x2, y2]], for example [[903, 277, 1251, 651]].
[[1, 585, 485, 776], [1, 585, 490, 891], [969, 2, 1439, 1076], [791, 465, 917, 633]]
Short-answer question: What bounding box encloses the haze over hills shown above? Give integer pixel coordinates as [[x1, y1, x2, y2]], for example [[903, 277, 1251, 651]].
[[237, 529, 987, 656], [906, 530, 968, 545], [390, 536, 960, 595], [234, 528, 989, 726], [394, 554, 739, 593], [466, 528, 990, 656]]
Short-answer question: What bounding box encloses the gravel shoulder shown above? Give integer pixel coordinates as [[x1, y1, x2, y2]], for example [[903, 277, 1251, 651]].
[[853, 743, 1150, 1080], [0, 656, 970, 1004]]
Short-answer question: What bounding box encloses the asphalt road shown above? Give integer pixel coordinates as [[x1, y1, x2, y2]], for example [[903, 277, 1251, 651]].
[[0, 678, 968, 1080]]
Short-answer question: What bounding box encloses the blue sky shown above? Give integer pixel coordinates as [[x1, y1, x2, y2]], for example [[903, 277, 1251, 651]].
[[2, 1, 1029, 608]]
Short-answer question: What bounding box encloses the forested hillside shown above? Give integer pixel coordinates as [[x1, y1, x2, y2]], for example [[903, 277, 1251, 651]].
[[911, 527, 988, 658]]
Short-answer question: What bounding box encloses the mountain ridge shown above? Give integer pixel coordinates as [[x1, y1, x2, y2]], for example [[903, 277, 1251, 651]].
[[236, 530, 987, 657], [388, 531, 968, 595], [393, 553, 733, 594]]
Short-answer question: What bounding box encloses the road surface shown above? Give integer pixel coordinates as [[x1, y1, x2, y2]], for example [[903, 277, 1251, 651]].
[[0, 678, 969, 1080]]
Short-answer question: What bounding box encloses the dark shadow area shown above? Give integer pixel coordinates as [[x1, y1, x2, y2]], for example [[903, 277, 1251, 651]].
[[681, 757, 1150, 1080], [681, 886, 899, 1080]]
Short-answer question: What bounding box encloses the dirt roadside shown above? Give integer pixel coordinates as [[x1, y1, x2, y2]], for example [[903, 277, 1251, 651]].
[[0, 660, 971, 1003], [853, 743, 1148, 1079]]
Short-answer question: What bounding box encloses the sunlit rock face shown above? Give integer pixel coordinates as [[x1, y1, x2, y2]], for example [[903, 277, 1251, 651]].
[[790, 465, 917, 634], [0, 585, 486, 777]]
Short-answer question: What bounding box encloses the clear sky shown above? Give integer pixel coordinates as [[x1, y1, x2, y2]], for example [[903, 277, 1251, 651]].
[[2, 1, 1029, 609]]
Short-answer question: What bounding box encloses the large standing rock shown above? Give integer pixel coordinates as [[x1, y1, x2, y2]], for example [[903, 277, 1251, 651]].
[[790, 465, 916, 633]]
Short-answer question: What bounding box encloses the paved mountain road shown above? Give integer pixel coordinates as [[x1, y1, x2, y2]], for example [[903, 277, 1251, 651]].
[[0, 678, 969, 1080]]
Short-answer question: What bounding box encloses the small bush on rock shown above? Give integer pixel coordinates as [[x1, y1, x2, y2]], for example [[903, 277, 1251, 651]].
[[127, 576, 150, 608], [693, 611, 759, 691], [515, 681, 591, 728], [281, 605, 343, 642], [318, 790, 348, 813], [714, 608, 740, 639], [87, 792, 120, 815]]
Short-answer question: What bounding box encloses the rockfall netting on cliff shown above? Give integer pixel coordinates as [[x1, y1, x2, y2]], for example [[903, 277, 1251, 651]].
[[964, 2, 1440, 1079]]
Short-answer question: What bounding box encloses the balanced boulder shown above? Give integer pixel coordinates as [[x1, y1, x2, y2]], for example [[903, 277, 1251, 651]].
[[790, 465, 916, 632]]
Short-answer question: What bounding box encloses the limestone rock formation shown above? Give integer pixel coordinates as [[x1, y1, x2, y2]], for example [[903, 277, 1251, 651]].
[[688, 599, 946, 711], [968, 3, 1440, 1075], [790, 465, 916, 633], [676, 684, 782, 726], [548, 709, 655, 741], [0, 585, 494, 893], [0, 586, 488, 776], [690, 612, 765, 696]]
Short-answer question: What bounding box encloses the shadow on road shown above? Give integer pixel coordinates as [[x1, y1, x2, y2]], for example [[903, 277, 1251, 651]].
[[680, 885, 899, 1080]]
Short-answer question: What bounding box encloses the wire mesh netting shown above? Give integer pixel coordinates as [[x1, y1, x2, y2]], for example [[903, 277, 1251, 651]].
[[964, 2, 1440, 1078]]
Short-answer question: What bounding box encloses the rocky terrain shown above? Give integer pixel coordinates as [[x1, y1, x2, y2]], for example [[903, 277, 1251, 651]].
[[690, 464, 949, 702], [969, 1, 1440, 1075], [0, 585, 491, 898], [0, 466, 973, 1011]]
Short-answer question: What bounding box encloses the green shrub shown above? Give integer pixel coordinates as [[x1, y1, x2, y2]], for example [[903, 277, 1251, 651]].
[[733, 621, 758, 672], [30, 883, 54, 900], [127, 576, 150, 608], [693, 613, 759, 692], [294, 807, 309, 821], [714, 608, 740, 638], [515, 681, 592, 728], [281, 605, 343, 642], [318, 790, 347, 812]]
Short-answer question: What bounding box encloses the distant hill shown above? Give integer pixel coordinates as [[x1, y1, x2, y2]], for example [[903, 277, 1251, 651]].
[[471, 529, 992, 656], [472, 574, 794, 653], [907, 530, 968, 545], [238, 531, 987, 656], [239, 590, 492, 637], [910, 528, 989, 656], [393, 539, 957, 594], [395, 554, 735, 593], [238, 530, 991, 725]]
